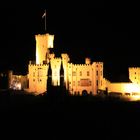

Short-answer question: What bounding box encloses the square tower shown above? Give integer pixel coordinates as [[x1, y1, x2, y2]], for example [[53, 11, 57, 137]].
[[35, 33, 54, 64]]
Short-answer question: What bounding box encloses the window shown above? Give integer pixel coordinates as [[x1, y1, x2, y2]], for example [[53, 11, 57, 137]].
[[96, 80, 98, 86], [87, 71, 90, 76], [80, 71, 82, 76], [125, 93, 130, 96], [33, 79, 35, 82], [33, 72, 35, 77], [135, 72, 136, 74], [101, 71, 102, 76], [89, 81, 91, 86], [73, 81, 75, 86], [101, 80, 102, 86], [96, 71, 98, 76], [77, 91, 80, 95], [72, 71, 76, 76], [78, 81, 80, 86], [80, 79, 91, 86]]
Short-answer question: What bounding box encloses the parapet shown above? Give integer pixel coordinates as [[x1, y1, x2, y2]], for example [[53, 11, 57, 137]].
[[129, 67, 140, 70], [29, 64, 49, 67], [35, 33, 54, 39], [35, 33, 54, 49]]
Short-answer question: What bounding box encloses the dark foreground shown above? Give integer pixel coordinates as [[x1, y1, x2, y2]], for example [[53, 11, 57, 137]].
[[0, 90, 140, 139]]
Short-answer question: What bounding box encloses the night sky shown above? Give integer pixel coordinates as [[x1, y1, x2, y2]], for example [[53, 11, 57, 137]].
[[0, 0, 140, 81]]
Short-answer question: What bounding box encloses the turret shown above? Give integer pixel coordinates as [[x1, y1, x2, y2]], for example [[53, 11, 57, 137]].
[[85, 57, 91, 65]]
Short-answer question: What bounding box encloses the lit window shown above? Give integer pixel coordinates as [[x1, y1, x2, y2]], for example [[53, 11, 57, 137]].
[[72, 71, 76, 76], [87, 71, 90, 76], [80, 71, 82, 76]]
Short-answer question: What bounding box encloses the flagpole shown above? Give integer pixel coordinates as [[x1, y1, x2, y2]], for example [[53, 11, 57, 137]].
[[45, 9, 46, 31]]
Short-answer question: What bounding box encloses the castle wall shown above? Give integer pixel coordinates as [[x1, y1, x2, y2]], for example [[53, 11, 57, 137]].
[[129, 67, 140, 84], [108, 82, 140, 96], [28, 64, 49, 94], [67, 62, 104, 95]]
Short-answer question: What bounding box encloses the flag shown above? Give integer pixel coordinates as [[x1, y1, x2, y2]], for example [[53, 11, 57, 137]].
[[42, 10, 46, 18]]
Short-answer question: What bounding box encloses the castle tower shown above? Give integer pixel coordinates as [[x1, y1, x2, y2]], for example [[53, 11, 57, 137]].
[[92, 62, 104, 94], [129, 67, 140, 84], [61, 54, 70, 90], [50, 57, 62, 86], [28, 64, 49, 94], [35, 33, 54, 64]]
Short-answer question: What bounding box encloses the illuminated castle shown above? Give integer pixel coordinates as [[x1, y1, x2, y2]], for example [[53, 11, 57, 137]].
[[27, 33, 104, 95], [7, 32, 140, 100]]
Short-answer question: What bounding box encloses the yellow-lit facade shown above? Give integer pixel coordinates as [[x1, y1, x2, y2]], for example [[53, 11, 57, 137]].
[[8, 71, 28, 90], [28, 64, 49, 94], [27, 33, 104, 95], [35, 34, 54, 64], [23, 33, 140, 98], [7, 32, 140, 100]]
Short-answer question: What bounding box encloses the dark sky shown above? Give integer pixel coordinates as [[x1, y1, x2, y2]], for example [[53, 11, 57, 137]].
[[0, 0, 140, 81]]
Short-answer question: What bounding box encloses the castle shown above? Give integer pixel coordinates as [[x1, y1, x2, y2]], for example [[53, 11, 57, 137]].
[[27, 33, 104, 95], [7, 32, 140, 100]]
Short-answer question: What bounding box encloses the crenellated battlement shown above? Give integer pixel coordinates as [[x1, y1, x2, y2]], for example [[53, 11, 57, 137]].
[[50, 57, 62, 61], [72, 63, 92, 68], [29, 64, 49, 67], [129, 67, 140, 70], [35, 33, 54, 41], [93, 62, 103, 65]]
